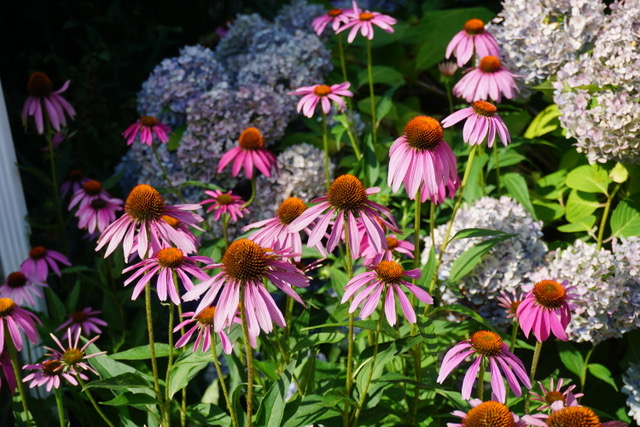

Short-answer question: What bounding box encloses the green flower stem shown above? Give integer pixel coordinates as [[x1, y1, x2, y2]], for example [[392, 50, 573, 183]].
[[493, 143, 501, 195], [165, 301, 175, 415], [524, 341, 543, 414], [343, 214, 355, 427], [353, 314, 384, 426], [54, 388, 66, 427], [337, 33, 349, 83], [240, 286, 255, 427], [410, 187, 423, 420], [152, 143, 186, 204], [444, 80, 454, 115], [597, 184, 620, 249], [477, 359, 486, 401], [322, 112, 331, 190], [77, 375, 115, 427], [580, 345, 596, 393], [242, 177, 257, 209], [45, 131, 68, 253], [509, 321, 519, 354], [6, 329, 31, 427], [144, 284, 165, 423], [211, 331, 239, 427], [336, 34, 362, 160], [365, 38, 377, 146]]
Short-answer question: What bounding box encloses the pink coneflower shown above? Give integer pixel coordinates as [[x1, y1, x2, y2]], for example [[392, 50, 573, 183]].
[[0, 272, 46, 307], [201, 190, 249, 222], [20, 246, 71, 281], [497, 289, 523, 320], [122, 116, 171, 146], [22, 359, 85, 392], [289, 82, 353, 118], [312, 8, 352, 36], [174, 307, 235, 354], [55, 307, 108, 339], [530, 378, 583, 411], [441, 101, 511, 147], [61, 169, 90, 199], [123, 247, 211, 305], [68, 180, 110, 210], [388, 116, 460, 204], [516, 279, 579, 342], [453, 56, 519, 103], [361, 234, 414, 267], [75, 196, 123, 234], [437, 330, 531, 403], [522, 406, 627, 427], [438, 61, 459, 78], [448, 400, 526, 427], [127, 214, 201, 262], [96, 184, 203, 260], [45, 329, 105, 376], [22, 71, 76, 135], [183, 239, 309, 340], [337, 1, 397, 43], [445, 19, 501, 67], [217, 127, 277, 179], [1, 350, 17, 393], [244, 197, 325, 261], [341, 260, 432, 326], [0, 298, 40, 354], [289, 174, 399, 259]]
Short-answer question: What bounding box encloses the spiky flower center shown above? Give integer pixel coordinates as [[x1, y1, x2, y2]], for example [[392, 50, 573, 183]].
[[195, 306, 216, 325], [238, 127, 265, 150], [328, 8, 342, 17], [161, 215, 179, 228], [216, 194, 234, 205], [472, 101, 498, 117], [0, 298, 16, 316], [545, 390, 566, 405], [7, 272, 27, 289], [82, 180, 102, 195], [27, 71, 53, 97], [359, 12, 374, 21], [533, 280, 566, 309], [29, 246, 47, 259], [62, 348, 84, 365], [464, 18, 486, 35], [404, 116, 444, 150], [276, 197, 307, 224], [42, 359, 63, 375], [71, 310, 89, 322], [386, 237, 399, 250], [90, 198, 108, 209], [157, 247, 184, 269], [328, 174, 367, 212], [68, 169, 84, 181], [462, 401, 516, 427], [125, 184, 165, 222], [479, 56, 502, 73], [375, 261, 404, 284], [223, 239, 268, 282], [313, 85, 332, 97], [546, 406, 600, 427], [139, 116, 158, 127], [509, 300, 521, 314], [470, 330, 503, 357]]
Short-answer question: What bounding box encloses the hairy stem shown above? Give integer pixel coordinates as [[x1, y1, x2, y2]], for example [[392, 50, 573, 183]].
[[240, 286, 254, 427], [211, 331, 239, 427]]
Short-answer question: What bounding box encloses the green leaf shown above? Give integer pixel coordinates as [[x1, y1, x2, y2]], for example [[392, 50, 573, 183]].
[[565, 190, 602, 223], [320, 389, 356, 408], [503, 173, 538, 220], [462, 152, 488, 203], [283, 395, 340, 427], [610, 198, 640, 238], [357, 66, 404, 88], [523, 104, 560, 139], [45, 287, 66, 322], [432, 304, 496, 330], [557, 215, 597, 233], [363, 134, 380, 186], [566, 164, 611, 194], [449, 228, 514, 242], [533, 200, 565, 222], [84, 372, 151, 391], [253, 359, 280, 382], [110, 344, 171, 360], [101, 393, 159, 407], [610, 163, 629, 183], [167, 351, 211, 399], [536, 170, 568, 200], [186, 403, 231, 426], [557, 342, 584, 377], [255, 365, 293, 427], [418, 246, 436, 290], [448, 235, 513, 282], [587, 363, 618, 391], [65, 281, 81, 313], [292, 332, 345, 353], [167, 124, 186, 151]]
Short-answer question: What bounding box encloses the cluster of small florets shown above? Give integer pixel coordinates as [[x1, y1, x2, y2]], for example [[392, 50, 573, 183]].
[[488, 0, 605, 87], [611, 236, 640, 333], [623, 363, 640, 425], [421, 196, 547, 325], [274, 0, 326, 33], [553, 0, 640, 164]]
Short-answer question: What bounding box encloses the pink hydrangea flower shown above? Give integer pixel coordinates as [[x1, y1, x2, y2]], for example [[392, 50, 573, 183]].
[[445, 19, 501, 67], [55, 307, 108, 339], [1, 350, 17, 393], [75, 196, 123, 234], [388, 116, 460, 204], [448, 400, 526, 427], [217, 127, 277, 179], [516, 279, 579, 342], [0, 272, 46, 307], [441, 100, 511, 147], [201, 190, 249, 222], [453, 56, 519, 103], [174, 307, 236, 354], [23, 359, 85, 392], [312, 8, 352, 35], [0, 298, 41, 354], [289, 82, 353, 118], [122, 116, 171, 146], [20, 246, 71, 282], [361, 233, 414, 267], [337, 1, 396, 43], [437, 330, 531, 403], [22, 72, 76, 135]]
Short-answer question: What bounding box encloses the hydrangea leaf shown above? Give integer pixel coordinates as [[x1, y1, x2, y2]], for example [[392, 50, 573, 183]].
[[524, 104, 561, 139], [610, 198, 640, 238], [566, 164, 611, 194], [565, 190, 602, 223]]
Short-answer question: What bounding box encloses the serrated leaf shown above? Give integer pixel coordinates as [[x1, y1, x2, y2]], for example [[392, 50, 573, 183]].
[[167, 351, 211, 399], [524, 104, 560, 138], [503, 173, 538, 219], [565, 190, 601, 223], [536, 170, 568, 199], [557, 216, 597, 233], [448, 235, 513, 282], [533, 200, 565, 221], [557, 341, 584, 377], [566, 164, 611, 194], [110, 344, 171, 360], [610, 198, 640, 238], [587, 363, 618, 391]]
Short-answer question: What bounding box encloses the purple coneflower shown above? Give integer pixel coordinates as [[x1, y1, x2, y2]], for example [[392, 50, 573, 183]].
[[22, 71, 76, 135], [312, 8, 352, 36], [75, 196, 123, 234], [55, 307, 108, 339], [445, 19, 501, 67], [123, 247, 211, 305], [174, 307, 235, 354], [122, 116, 171, 146], [20, 246, 71, 282], [218, 127, 277, 179], [453, 56, 519, 103], [522, 406, 627, 427], [45, 329, 105, 377], [69, 180, 111, 210], [497, 289, 523, 320], [441, 101, 511, 147], [438, 61, 459, 78], [61, 169, 90, 199], [1, 350, 17, 393], [96, 184, 203, 260], [338, 1, 396, 43], [516, 279, 579, 342], [448, 400, 526, 427], [361, 234, 414, 267], [289, 82, 353, 118], [183, 239, 309, 340], [0, 298, 40, 354], [388, 116, 460, 204], [530, 378, 583, 411], [341, 260, 432, 326], [437, 330, 531, 403], [0, 272, 46, 307], [22, 359, 85, 392], [289, 174, 399, 259], [201, 190, 248, 223]]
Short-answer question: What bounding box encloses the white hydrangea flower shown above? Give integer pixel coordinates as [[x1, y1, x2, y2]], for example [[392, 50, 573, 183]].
[[612, 236, 640, 333], [623, 363, 640, 425]]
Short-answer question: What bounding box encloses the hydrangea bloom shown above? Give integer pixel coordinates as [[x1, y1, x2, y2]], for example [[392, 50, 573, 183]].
[[623, 363, 640, 425], [275, 0, 326, 33]]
